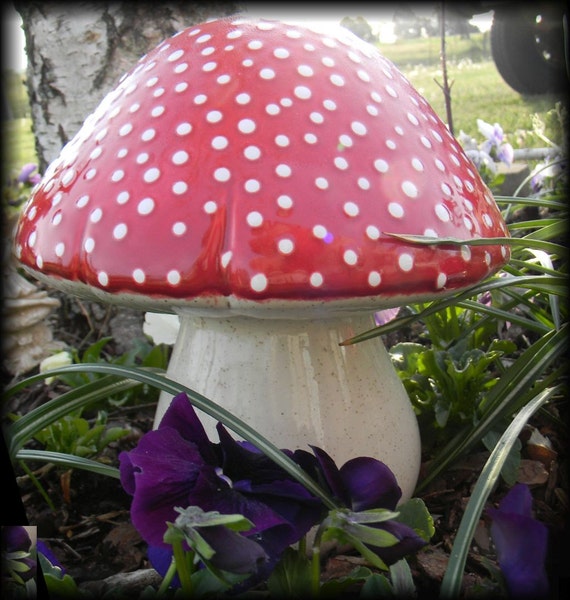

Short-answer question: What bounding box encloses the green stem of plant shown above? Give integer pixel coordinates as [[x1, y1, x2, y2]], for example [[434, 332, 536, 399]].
[[310, 518, 329, 598], [18, 460, 55, 512], [310, 545, 321, 598], [172, 539, 194, 596], [157, 557, 178, 596]]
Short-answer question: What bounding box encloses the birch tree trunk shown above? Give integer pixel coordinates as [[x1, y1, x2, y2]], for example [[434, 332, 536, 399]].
[[15, 1, 243, 171]]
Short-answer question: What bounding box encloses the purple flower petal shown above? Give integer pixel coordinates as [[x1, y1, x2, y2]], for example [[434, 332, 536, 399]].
[[119, 427, 209, 545], [121, 391, 425, 587], [17, 163, 38, 183], [215, 423, 296, 485], [487, 484, 549, 598], [120, 392, 325, 579], [198, 526, 268, 574], [1, 526, 36, 582], [158, 393, 218, 464], [339, 457, 402, 512], [2, 526, 31, 553], [375, 307, 400, 326], [147, 545, 176, 581], [309, 445, 352, 506], [498, 143, 514, 167]]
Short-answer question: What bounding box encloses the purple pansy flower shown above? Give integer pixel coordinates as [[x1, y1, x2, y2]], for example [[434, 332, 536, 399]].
[[477, 119, 514, 167], [487, 484, 549, 598], [300, 446, 427, 565], [530, 157, 566, 194], [119, 393, 324, 580], [1, 526, 37, 585], [120, 393, 427, 588]]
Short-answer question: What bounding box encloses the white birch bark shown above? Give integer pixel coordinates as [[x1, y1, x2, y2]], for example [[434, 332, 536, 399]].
[[16, 1, 242, 170]]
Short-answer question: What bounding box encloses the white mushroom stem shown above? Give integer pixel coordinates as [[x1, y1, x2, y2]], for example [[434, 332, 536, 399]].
[[154, 313, 421, 501]]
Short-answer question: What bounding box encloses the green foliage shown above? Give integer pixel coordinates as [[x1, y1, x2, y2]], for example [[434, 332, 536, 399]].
[[51, 336, 169, 406], [390, 338, 517, 448], [33, 410, 129, 459], [395, 498, 435, 543], [399, 58, 563, 141], [344, 189, 567, 499], [162, 507, 255, 594], [267, 547, 313, 599], [377, 32, 492, 68], [38, 551, 79, 598]]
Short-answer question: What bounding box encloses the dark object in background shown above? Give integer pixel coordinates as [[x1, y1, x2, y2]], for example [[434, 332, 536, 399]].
[[452, 1, 568, 95]]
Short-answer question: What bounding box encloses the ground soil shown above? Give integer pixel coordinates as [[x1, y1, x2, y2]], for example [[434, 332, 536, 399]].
[[3, 294, 569, 599]]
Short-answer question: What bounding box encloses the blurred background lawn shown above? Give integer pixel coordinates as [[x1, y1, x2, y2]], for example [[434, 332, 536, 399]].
[[2, 30, 565, 181]]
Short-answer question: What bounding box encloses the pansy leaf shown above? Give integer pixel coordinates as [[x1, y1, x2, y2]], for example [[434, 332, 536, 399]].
[[189, 568, 238, 597], [344, 523, 400, 549], [164, 519, 215, 561], [341, 508, 401, 525], [389, 558, 417, 597], [172, 505, 254, 532], [326, 530, 390, 571], [38, 553, 79, 597], [7, 559, 34, 573], [359, 572, 395, 598], [322, 509, 400, 545], [393, 498, 435, 542], [267, 547, 312, 599]]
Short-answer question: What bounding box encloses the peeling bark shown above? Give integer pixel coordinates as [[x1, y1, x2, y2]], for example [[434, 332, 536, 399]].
[[15, 1, 243, 170]]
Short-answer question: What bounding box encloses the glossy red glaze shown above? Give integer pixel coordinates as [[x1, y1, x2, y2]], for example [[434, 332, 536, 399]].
[[15, 16, 510, 307]]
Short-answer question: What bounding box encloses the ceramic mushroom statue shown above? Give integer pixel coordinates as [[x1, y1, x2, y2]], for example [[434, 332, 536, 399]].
[[13, 16, 510, 500]]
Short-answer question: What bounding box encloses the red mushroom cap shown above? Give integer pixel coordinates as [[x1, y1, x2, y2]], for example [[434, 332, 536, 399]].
[[14, 16, 510, 316]]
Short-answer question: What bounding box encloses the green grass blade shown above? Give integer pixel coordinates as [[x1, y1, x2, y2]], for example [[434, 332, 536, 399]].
[[504, 258, 561, 277], [439, 386, 559, 599], [4, 364, 337, 509], [342, 275, 564, 345], [494, 196, 566, 210], [383, 233, 566, 258], [456, 300, 551, 334], [6, 375, 141, 457], [478, 325, 566, 416], [507, 219, 559, 231], [15, 449, 121, 479], [521, 219, 567, 242]]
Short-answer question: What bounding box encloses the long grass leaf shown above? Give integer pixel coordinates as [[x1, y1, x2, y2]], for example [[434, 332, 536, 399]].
[[439, 386, 559, 599], [505, 259, 561, 277], [507, 219, 558, 231], [383, 233, 566, 258], [15, 449, 121, 479], [494, 196, 566, 210], [455, 300, 551, 334], [342, 275, 564, 345], [7, 376, 141, 457], [4, 365, 337, 509], [521, 220, 567, 242]]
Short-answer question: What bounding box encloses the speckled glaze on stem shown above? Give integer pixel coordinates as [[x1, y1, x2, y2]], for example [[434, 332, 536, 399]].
[[155, 313, 421, 501]]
